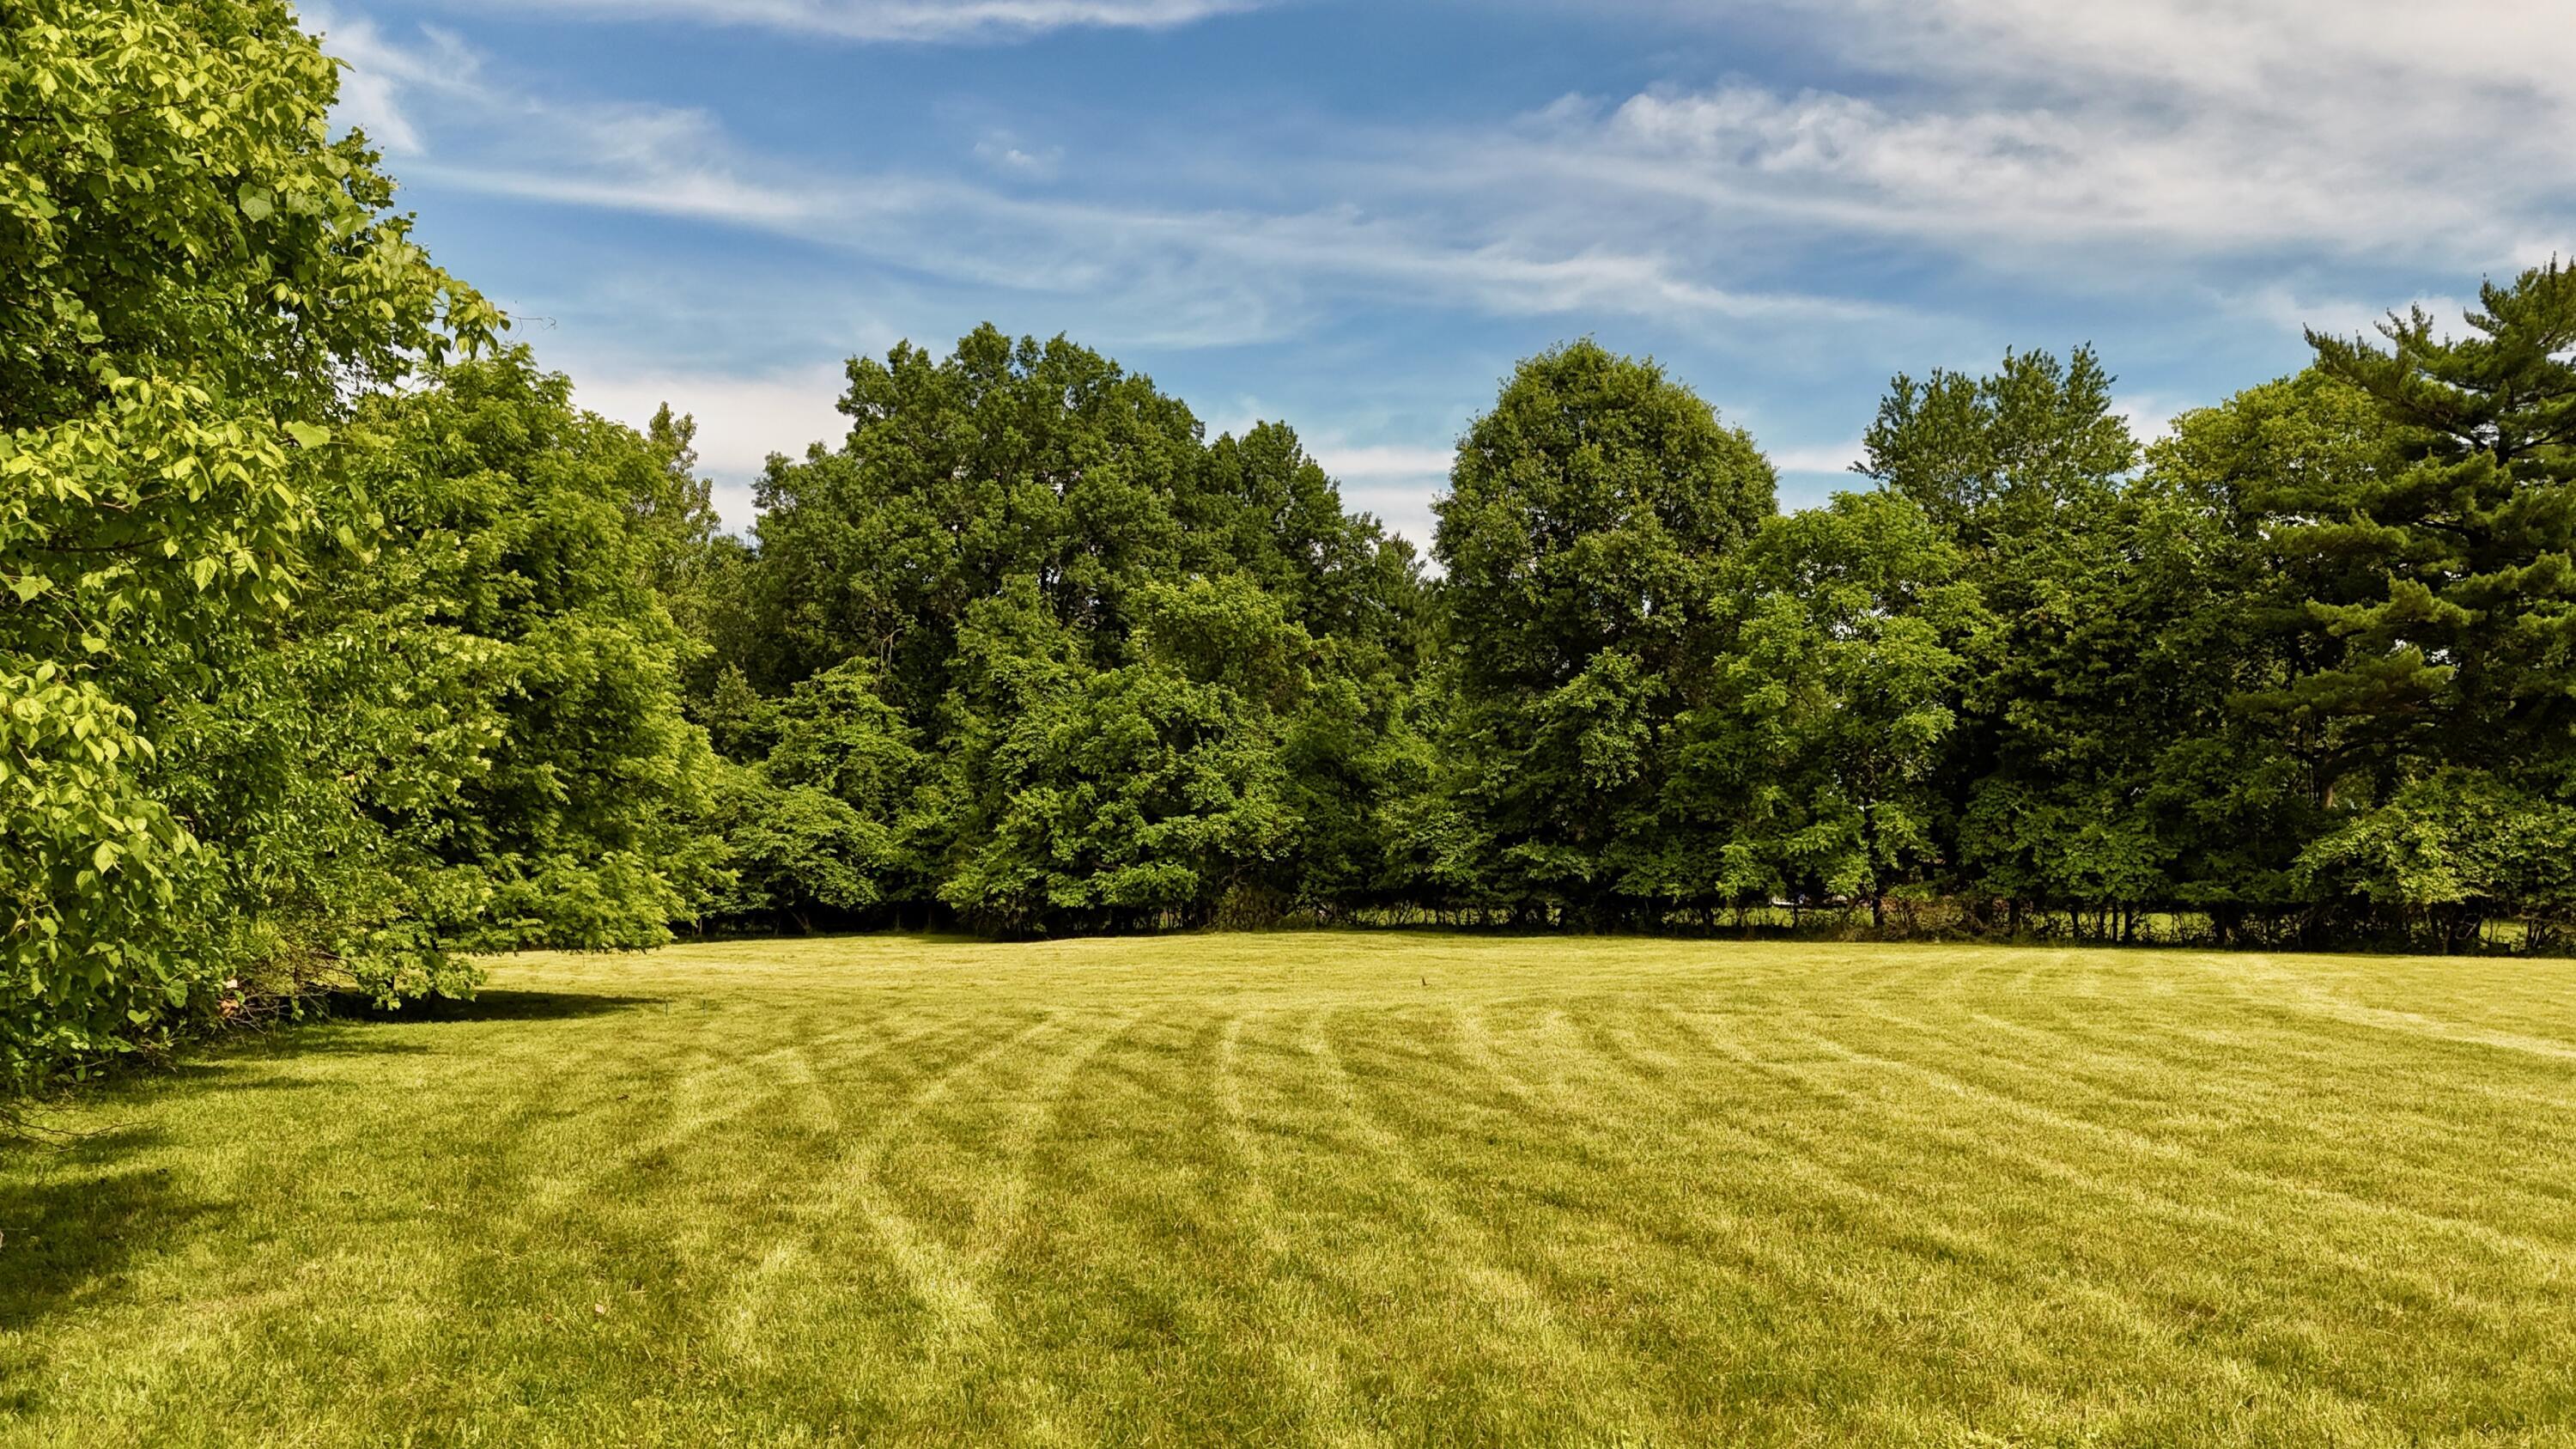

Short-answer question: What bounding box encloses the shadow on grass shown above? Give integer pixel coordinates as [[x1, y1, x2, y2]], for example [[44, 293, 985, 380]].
[[329, 988, 663, 1025], [0, 1128, 208, 1342]]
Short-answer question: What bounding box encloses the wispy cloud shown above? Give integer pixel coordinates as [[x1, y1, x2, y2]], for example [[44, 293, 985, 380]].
[[324, 21, 1887, 347], [315, 0, 2576, 545], [313, 10, 481, 154], [1309, 442, 1455, 481], [337, 0, 2576, 331], [426, 0, 1266, 43], [973, 133, 1065, 178], [1299, 441, 1459, 549], [1766, 441, 1864, 476]]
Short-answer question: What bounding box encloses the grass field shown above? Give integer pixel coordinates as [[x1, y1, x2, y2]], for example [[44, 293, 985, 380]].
[[5, 935, 2576, 1446]]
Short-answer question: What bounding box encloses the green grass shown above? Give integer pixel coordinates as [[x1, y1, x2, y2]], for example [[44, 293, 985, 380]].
[[7, 935, 2576, 1446]]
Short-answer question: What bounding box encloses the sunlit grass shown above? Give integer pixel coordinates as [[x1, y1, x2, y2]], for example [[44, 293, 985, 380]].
[[6, 935, 2576, 1445]]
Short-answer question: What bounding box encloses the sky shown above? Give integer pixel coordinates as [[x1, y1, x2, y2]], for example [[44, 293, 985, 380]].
[[314, 0, 2576, 547]]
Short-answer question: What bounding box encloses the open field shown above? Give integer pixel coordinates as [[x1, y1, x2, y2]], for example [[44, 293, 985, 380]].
[[6, 935, 2576, 1446]]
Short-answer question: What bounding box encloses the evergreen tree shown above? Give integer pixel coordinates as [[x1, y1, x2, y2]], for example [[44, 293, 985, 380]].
[[2287, 264, 2576, 798]]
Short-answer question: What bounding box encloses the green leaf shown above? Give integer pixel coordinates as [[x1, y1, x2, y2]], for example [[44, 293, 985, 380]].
[[285, 420, 331, 448]]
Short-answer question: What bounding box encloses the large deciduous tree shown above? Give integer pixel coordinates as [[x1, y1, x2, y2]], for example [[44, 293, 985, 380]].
[[1430, 340, 1775, 923], [1, 0, 496, 1087], [1674, 491, 1990, 927], [702, 327, 1424, 935]]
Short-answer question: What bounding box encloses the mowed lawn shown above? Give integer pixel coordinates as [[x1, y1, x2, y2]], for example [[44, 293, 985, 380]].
[[7, 937, 2576, 1446]]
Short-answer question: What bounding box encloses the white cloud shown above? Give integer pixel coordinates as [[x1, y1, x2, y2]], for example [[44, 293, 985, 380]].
[[1815, 0, 2576, 107], [2234, 285, 2474, 350], [1518, 0, 2576, 271], [434, 0, 1264, 42], [325, 21, 1881, 343], [315, 0, 2576, 543], [973, 134, 1065, 178], [1766, 441, 1863, 475], [566, 362, 851, 531], [1307, 441, 1453, 547], [1334, 480, 1445, 552], [428, 160, 820, 229], [1308, 442, 1455, 481], [2510, 240, 2572, 271], [2111, 395, 2180, 447], [323, 0, 2576, 353], [318, 17, 827, 228], [310, 9, 483, 154]]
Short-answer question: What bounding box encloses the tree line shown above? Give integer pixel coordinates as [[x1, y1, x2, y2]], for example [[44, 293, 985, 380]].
[[6, 0, 2574, 1092]]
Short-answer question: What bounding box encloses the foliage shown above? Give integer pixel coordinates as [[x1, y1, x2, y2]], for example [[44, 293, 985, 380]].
[[701, 763, 904, 932], [0, 665, 204, 1090], [699, 327, 1424, 937], [933, 579, 1300, 933], [1676, 491, 1989, 920], [2297, 770, 2576, 950], [1428, 339, 1775, 922], [668, 288, 2576, 952], [738, 326, 1209, 709], [1859, 345, 2136, 547], [321, 350, 725, 961], [1, 0, 498, 1088], [2281, 264, 2576, 801]]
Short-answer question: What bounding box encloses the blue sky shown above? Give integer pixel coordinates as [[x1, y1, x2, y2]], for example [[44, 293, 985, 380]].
[[316, 0, 2574, 546]]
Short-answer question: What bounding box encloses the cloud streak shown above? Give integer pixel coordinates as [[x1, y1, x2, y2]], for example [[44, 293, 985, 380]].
[[427, 0, 1265, 43], [328, 21, 1890, 348], [341, 0, 2576, 327]]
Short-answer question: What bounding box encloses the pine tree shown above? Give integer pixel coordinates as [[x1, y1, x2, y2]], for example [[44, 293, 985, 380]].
[[2291, 262, 2576, 799]]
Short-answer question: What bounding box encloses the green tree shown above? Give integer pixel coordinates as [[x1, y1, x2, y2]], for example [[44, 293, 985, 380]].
[[2142, 371, 2393, 938], [700, 327, 1424, 934], [1431, 340, 1776, 922], [2279, 265, 2576, 801], [1859, 346, 2136, 548], [1856, 346, 2197, 936], [702, 764, 906, 935], [1674, 491, 1989, 927], [1, 0, 496, 1088], [321, 352, 724, 963], [744, 327, 1203, 712], [727, 657, 930, 925], [2199, 265, 2576, 947], [933, 579, 1298, 934]]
